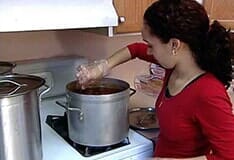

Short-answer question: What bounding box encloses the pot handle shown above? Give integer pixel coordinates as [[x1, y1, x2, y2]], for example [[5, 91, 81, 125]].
[[56, 100, 84, 120], [0, 79, 27, 95], [130, 88, 136, 97], [39, 84, 51, 100]]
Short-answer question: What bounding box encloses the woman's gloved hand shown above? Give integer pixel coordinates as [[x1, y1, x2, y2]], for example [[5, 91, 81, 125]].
[[76, 59, 109, 89]]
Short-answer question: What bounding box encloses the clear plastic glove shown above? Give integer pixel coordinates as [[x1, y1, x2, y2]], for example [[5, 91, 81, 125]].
[[76, 59, 109, 89]]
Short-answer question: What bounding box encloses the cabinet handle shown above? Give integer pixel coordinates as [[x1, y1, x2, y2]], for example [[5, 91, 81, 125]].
[[119, 16, 126, 23]]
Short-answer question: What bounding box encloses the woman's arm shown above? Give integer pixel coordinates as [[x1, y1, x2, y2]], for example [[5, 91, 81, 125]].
[[76, 42, 152, 87], [107, 42, 156, 69], [76, 46, 132, 88], [106, 46, 132, 70]]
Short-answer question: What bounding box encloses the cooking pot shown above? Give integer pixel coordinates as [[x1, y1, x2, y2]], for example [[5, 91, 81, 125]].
[[0, 74, 47, 160], [56, 78, 135, 146], [0, 61, 16, 75]]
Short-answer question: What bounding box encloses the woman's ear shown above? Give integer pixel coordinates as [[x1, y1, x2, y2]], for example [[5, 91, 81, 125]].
[[170, 38, 181, 55]]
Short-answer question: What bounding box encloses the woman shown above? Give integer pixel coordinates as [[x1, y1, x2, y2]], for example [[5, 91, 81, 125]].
[[76, 0, 234, 159]]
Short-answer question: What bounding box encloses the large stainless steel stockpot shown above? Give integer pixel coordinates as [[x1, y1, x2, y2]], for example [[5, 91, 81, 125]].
[[64, 78, 133, 146], [0, 74, 45, 160]]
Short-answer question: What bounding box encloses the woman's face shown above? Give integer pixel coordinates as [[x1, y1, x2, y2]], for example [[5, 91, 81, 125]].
[[141, 23, 175, 69]]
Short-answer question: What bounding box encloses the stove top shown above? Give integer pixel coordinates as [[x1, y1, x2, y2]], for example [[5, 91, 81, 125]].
[[46, 113, 130, 157], [40, 96, 153, 160]]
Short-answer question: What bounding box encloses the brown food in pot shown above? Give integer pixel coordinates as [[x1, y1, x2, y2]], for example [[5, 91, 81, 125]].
[[73, 87, 124, 95], [68, 78, 129, 95]]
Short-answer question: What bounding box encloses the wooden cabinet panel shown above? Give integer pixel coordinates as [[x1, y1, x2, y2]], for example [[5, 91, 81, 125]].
[[113, 0, 234, 34], [204, 0, 234, 30], [113, 0, 156, 34]]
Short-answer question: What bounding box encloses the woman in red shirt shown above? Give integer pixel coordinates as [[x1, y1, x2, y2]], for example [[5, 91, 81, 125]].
[[76, 0, 234, 159]]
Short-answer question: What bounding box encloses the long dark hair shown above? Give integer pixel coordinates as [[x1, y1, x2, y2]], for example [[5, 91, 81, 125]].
[[144, 0, 233, 88]]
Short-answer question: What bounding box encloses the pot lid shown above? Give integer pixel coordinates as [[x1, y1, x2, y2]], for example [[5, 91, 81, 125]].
[[129, 107, 159, 130], [0, 74, 45, 97], [0, 61, 16, 75]]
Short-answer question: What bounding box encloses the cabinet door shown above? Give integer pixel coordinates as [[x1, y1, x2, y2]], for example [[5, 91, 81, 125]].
[[113, 0, 156, 34], [204, 0, 234, 30]]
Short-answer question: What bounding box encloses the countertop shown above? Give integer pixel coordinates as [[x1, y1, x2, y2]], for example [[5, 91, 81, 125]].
[[131, 128, 160, 149]]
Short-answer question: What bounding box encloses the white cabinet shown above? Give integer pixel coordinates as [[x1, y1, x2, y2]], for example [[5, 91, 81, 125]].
[[0, 0, 118, 32]]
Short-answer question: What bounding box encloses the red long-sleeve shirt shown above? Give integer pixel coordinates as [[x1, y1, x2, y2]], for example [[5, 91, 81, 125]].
[[127, 42, 234, 160]]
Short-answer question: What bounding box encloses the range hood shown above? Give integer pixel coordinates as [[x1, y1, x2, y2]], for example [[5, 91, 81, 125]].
[[0, 0, 118, 32]]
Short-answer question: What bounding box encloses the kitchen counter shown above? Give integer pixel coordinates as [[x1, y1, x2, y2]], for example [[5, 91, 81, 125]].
[[132, 128, 160, 150], [135, 129, 159, 140]]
